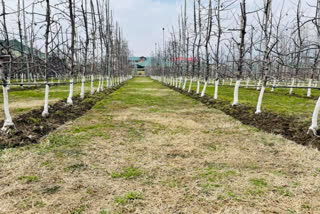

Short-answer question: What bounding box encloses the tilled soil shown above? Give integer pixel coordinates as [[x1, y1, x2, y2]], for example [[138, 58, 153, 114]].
[[0, 85, 122, 148], [167, 85, 320, 150]]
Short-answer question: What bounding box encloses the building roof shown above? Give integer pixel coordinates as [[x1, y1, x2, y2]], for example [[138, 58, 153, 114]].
[[0, 39, 45, 58], [129, 56, 152, 68]]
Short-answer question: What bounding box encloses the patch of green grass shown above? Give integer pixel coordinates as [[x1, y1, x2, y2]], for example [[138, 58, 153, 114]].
[[301, 204, 311, 209], [249, 178, 268, 188], [199, 167, 237, 182], [71, 204, 88, 214], [246, 188, 265, 196], [217, 195, 226, 200], [18, 175, 39, 183], [203, 143, 218, 151], [42, 186, 61, 194], [36, 134, 85, 157], [98, 209, 110, 214], [39, 160, 55, 170], [55, 110, 64, 117], [270, 170, 286, 177], [199, 183, 221, 194], [16, 107, 31, 113], [111, 166, 143, 179], [114, 192, 143, 205], [227, 190, 241, 201], [28, 116, 40, 124], [286, 208, 297, 213], [128, 127, 144, 139], [276, 187, 294, 197], [244, 164, 260, 170], [64, 163, 86, 173], [35, 201, 46, 207], [47, 134, 73, 148], [162, 178, 183, 188], [86, 188, 94, 195]]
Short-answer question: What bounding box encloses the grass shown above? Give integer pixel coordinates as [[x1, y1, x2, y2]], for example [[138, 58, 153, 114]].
[[18, 175, 39, 183], [185, 81, 318, 122], [249, 178, 268, 188], [111, 166, 143, 179], [42, 186, 61, 194], [114, 192, 143, 205], [0, 77, 319, 213]]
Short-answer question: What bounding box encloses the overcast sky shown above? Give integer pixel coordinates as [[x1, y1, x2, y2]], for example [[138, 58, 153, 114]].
[[104, 0, 314, 56], [110, 0, 183, 56], [2, 0, 317, 57]]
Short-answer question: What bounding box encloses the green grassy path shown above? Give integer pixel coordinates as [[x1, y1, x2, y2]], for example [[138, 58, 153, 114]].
[[0, 77, 319, 213]]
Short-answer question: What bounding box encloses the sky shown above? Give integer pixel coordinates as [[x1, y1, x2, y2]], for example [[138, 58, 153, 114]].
[[110, 0, 183, 56], [1, 0, 317, 57]]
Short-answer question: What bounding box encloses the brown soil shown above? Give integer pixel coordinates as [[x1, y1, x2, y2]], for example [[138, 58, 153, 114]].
[[166, 85, 320, 150], [0, 85, 122, 149]]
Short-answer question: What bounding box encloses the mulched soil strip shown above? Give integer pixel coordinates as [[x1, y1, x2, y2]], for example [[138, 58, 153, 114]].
[[0, 84, 123, 149], [165, 84, 320, 150]]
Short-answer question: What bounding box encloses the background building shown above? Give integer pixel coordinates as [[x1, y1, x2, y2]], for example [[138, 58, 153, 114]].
[[129, 56, 152, 75]]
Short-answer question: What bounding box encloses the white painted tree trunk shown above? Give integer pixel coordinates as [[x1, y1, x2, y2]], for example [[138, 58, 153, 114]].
[[67, 78, 74, 105], [230, 78, 233, 86], [21, 73, 24, 88], [106, 76, 109, 89], [289, 78, 295, 94], [182, 78, 187, 90], [1, 85, 15, 131], [101, 76, 104, 91], [97, 76, 101, 92], [307, 79, 312, 97], [214, 79, 219, 100], [222, 79, 225, 85], [80, 75, 85, 99], [256, 79, 261, 90], [175, 77, 178, 88], [178, 77, 182, 88], [255, 85, 265, 114], [309, 95, 320, 135], [232, 80, 241, 106], [188, 78, 193, 93], [7, 77, 11, 90], [245, 78, 249, 88], [271, 80, 276, 92], [201, 81, 207, 97], [90, 75, 95, 94], [196, 80, 200, 94], [42, 84, 50, 117]]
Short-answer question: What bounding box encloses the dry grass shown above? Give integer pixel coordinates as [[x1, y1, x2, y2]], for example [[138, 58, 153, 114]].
[[0, 77, 319, 213]]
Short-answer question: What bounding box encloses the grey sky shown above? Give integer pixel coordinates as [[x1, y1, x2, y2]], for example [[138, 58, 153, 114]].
[[2, 0, 317, 57]]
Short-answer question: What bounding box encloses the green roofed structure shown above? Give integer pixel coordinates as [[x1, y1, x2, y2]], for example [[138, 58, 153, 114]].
[[0, 39, 45, 59], [129, 56, 152, 76]]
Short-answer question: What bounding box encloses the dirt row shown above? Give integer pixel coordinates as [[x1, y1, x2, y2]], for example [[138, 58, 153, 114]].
[[0, 84, 122, 149], [166, 84, 320, 150]]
